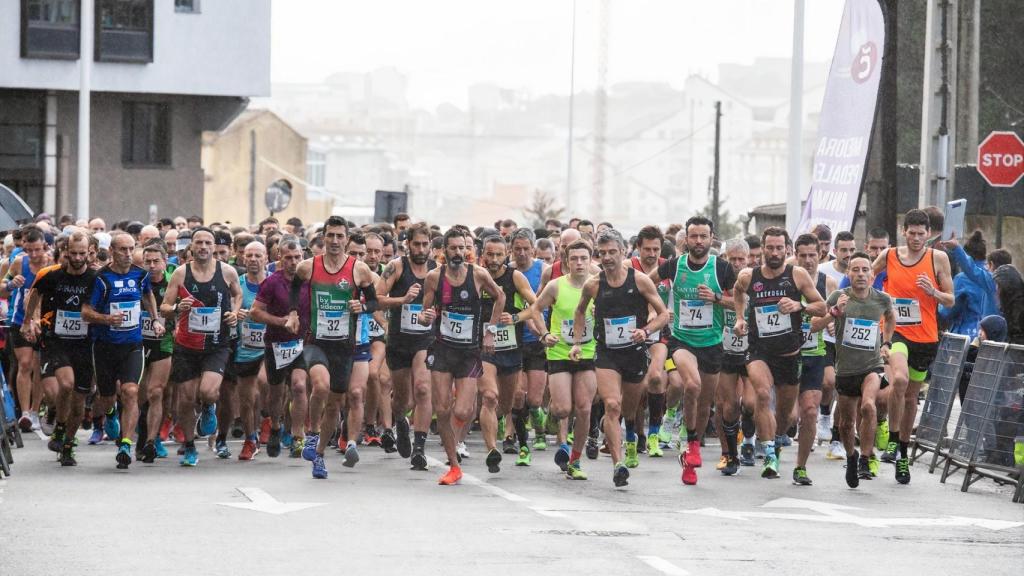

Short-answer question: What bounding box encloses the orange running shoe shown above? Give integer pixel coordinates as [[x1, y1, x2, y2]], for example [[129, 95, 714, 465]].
[[438, 466, 463, 485], [239, 439, 258, 461], [158, 416, 172, 442], [172, 424, 186, 444], [259, 417, 272, 445]]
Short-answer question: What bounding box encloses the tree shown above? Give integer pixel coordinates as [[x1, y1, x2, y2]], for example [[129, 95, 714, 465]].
[[523, 189, 565, 229], [693, 198, 743, 240]]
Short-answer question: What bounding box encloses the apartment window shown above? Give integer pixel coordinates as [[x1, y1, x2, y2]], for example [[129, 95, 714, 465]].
[[21, 0, 80, 59], [122, 102, 170, 167], [307, 150, 326, 189], [174, 0, 199, 13], [96, 0, 153, 63], [0, 95, 45, 170]]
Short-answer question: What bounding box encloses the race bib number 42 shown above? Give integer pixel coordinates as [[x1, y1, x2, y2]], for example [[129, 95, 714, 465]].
[[754, 304, 792, 337]]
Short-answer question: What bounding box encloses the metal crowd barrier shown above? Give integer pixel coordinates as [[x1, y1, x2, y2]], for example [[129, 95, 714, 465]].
[[910, 333, 971, 473], [939, 342, 1024, 502], [0, 367, 15, 477]]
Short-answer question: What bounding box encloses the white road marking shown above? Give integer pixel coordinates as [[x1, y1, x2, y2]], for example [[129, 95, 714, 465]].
[[217, 487, 324, 515], [681, 497, 1024, 531], [529, 506, 567, 518], [426, 455, 529, 502], [637, 555, 690, 575]]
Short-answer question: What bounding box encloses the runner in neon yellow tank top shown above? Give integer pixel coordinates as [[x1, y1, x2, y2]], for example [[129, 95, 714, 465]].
[[514, 239, 602, 480]]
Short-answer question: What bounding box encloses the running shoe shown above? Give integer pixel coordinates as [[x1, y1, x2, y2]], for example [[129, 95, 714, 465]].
[[875, 419, 890, 451], [533, 435, 547, 451], [29, 411, 41, 431], [40, 407, 55, 436], [858, 455, 873, 480], [613, 463, 630, 487], [646, 434, 663, 458], [266, 428, 282, 458], [140, 440, 158, 463], [290, 436, 305, 458], [567, 431, 574, 445], [312, 455, 328, 479], [259, 416, 272, 444], [159, 417, 173, 444], [684, 440, 702, 468], [565, 459, 587, 480], [679, 453, 697, 485], [845, 450, 860, 488], [585, 436, 600, 460], [60, 441, 77, 466], [47, 430, 64, 453], [881, 441, 897, 463], [624, 441, 639, 468], [116, 440, 132, 469], [154, 438, 168, 458], [381, 428, 398, 454], [554, 443, 570, 471], [456, 441, 470, 459], [761, 453, 780, 479], [231, 418, 244, 439], [410, 446, 428, 471], [826, 440, 847, 460], [657, 426, 673, 446], [775, 434, 793, 448], [215, 440, 231, 459], [739, 443, 755, 466], [715, 454, 728, 471], [198, 403, 218, 438], [343, 442, 360, 468], [396, 416, 412, 458], [104, 408, 120, 441], [895, 457, 911, 485], [438, 466, 463, 485], [18, 414, 32, 433], [172, 423, 186, 444], [88, 427, 104, 445], [239, 438, 258, 461], [364, 425, 382, 447], [486, 448, 502, 473], [754, 442, 765, 460], [721, 456, 740, 476], [180, 445, 199, 467], [816, 413, 832, 444], [502, 436, 518, 455], [792, 466, 812, 486], [515, 445, 531, 466], [282, 430, 294, 449], [868, 454, 880, 477], [302, 433, 319, 461]]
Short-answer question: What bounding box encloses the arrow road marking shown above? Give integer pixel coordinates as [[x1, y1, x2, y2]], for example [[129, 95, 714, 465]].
[[681, 497, 1023, 531], [636, 555, 690, 576], [217, 487, 324, 515]]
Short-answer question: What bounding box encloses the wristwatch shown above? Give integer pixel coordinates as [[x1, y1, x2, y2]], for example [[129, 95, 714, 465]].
[[486, 324, 498, 335]]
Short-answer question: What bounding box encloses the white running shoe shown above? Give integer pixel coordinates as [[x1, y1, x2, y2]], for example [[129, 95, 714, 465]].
[[456, 441, 470, 459], [826, 440, 847, 460], [816, 413, 832, 444], [29, 411, 41, 431]]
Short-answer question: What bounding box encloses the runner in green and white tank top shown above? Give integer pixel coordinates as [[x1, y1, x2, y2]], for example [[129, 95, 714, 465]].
[[548, 275, 595, 361]]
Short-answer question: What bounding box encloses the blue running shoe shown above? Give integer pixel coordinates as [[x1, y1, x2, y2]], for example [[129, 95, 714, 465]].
[[282, 430, 294, 448], [88, 427, 104, 445], [554, 443, 571, 471], [215, 440, 231, 459], [312, 455, 328, 479], [104, 409, 120, 441], [116, 441, 132, 469], [154, 437, 168, 458], [301, 433, 319, 462], [343, 442, 360, 468], [180, 445, 199, 467], [198, 403, 218, 437], [775, 434, 793, 447]]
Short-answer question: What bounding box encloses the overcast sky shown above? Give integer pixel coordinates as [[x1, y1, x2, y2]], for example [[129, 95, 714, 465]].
[[271, 0, 846, 109]]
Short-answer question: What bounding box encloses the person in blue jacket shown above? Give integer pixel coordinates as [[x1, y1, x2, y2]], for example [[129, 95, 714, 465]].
[[938, 230, 998, 339]]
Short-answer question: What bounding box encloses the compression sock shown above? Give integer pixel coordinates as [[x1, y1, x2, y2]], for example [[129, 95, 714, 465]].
[[414, 431, 427, 449], [724, 418, 740, 458], [741, 408, 755, 440], [625, 419, 637, 443], [513, 405, 531, 448]]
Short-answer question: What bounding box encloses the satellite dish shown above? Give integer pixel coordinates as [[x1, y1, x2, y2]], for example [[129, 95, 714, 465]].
[[265, 179, 292, 214]]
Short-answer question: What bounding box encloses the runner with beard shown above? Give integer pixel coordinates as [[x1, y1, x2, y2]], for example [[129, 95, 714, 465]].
[[732, 227, 827, 479]]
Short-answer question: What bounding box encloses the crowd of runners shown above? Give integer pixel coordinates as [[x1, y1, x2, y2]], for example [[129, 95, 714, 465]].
[[7, 206, 1002, 490]]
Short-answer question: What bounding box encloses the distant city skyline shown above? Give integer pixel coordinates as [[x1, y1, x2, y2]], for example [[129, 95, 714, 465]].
[[271, 0, 845, 110]]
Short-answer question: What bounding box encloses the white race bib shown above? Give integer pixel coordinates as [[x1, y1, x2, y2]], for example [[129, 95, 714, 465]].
[[400, 304, 431, 334], [754, 304, 792, 337], [141, 311, 159, 340], [241, 321, 266, 349], [843, 318, 880, 350], [678, 300, 713, 329], [603, 316, 637, 349], [646, 327, 662, 344], [722, 325, 748, 353], [316, 309, 350, 340], [188, 306, 221, 334], [560, 318, 593, 344], [111, 301, 140, 331], [893, 298, 921, 326], [271, 339, 303, 369], [486, 323, 518, 351], [800, 321, 818, 350], [440, 311, 474, 343], [55, 310, 88, 338]]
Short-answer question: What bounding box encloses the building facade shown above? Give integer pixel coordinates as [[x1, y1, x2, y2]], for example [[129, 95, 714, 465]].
[[0, 0, 270, 222]]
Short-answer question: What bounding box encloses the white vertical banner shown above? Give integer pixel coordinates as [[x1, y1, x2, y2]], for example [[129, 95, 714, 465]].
[[797, 0, 885, 234]]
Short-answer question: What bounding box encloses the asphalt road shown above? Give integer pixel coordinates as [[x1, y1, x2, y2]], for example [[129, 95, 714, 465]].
[[1, 429, 1021, 576]]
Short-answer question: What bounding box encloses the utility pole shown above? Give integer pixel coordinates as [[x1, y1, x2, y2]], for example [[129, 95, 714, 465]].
[[249, 130, 257, 225], [77, 0, 93, 220], [866, 0, 899, 241], [918, 0, 959, 208], [712, 101, 722, 227], [566, 0, 577, 213], [591, 0, 609, 221], [786, 0, 805, 233], [956, 0, 980, 162]]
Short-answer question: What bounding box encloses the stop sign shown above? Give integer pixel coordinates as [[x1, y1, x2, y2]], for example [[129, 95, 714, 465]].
[[977, 131, 1024, 187]]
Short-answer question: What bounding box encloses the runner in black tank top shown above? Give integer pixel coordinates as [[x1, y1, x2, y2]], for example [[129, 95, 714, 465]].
[[573, 231, 670, 487], [746, 264, 804, 356]]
